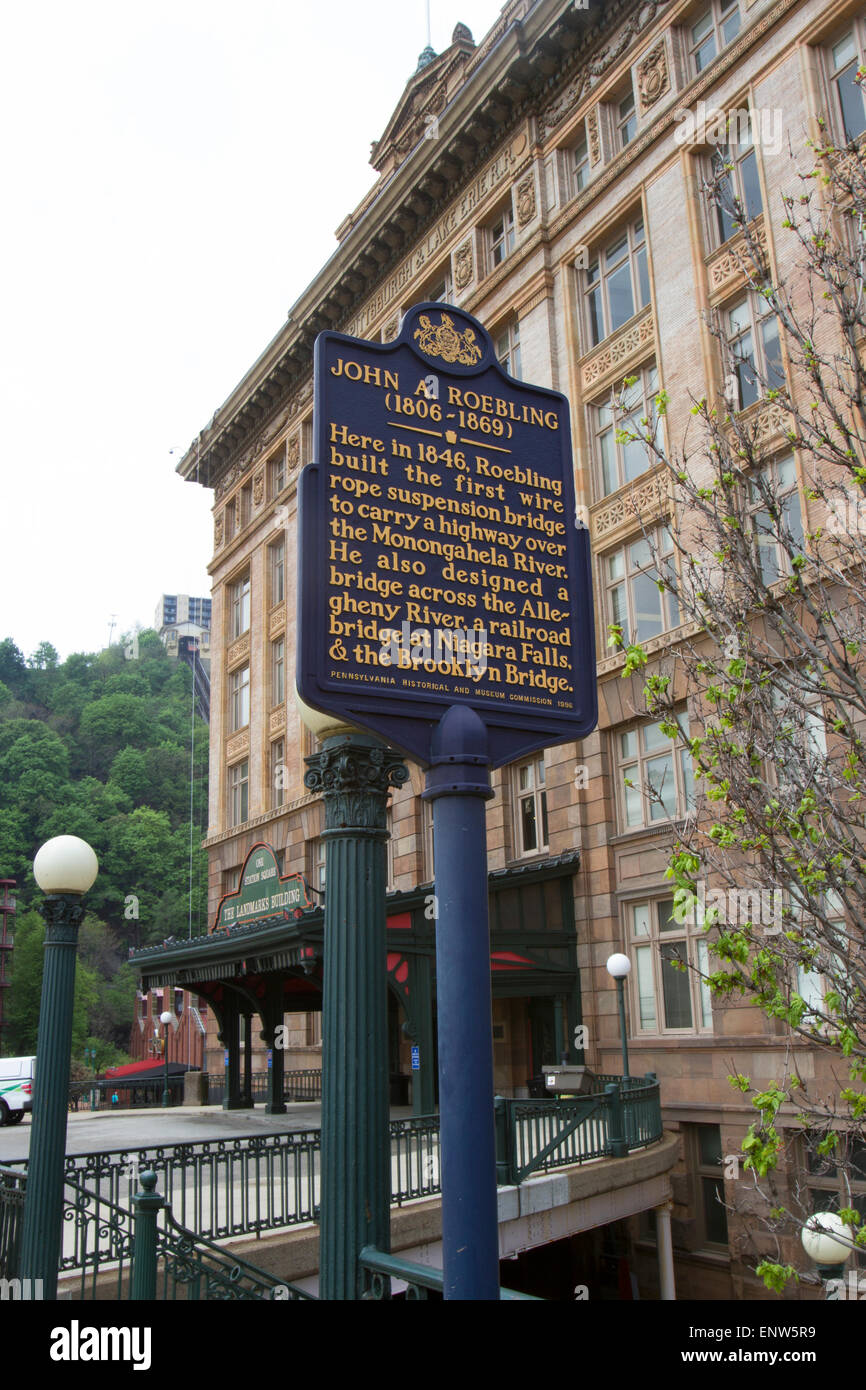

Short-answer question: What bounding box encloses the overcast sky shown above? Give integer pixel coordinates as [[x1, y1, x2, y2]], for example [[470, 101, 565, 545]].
[[0, 0, 507, 662]]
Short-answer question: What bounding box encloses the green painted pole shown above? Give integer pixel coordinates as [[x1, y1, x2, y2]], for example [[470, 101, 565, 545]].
[[19, 895, 85, 1299], [305, 731, 408, 1300], [130, 1171, 166, 1300]]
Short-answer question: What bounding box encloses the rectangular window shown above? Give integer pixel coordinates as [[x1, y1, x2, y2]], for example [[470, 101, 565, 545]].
[[230, 574, 250, 639], [604, 527, 680, 648], [514, 757, 549, 856], [616, 711, 695, 830], [270, 538, 285, 606], [239, 484, 252, 530], [689, 1, 740, 75], [269, 446, 287, 498], [630, 898, 712, 1035], [707, 114, 763, 246], [584, 219, 650, 347], [490, 205, 515, 269], [829, 27, 866, 143], [571, 134, 589, 195], [272, 637, 285, 706], [229, 760, 249, 827], [309, 838, 326, 894], [270, 738, 285, 809], [748, 455, 803, 584], [593, 362, 660, 495], [725, 292, 785, 409], [229, 664, 250, 731], [617, 88, 637, 149], [496, 320, 522, 379]]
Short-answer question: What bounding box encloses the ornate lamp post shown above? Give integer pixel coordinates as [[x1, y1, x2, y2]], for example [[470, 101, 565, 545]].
[[20, 835, 98, 1299], [160, 1011, 174, 1107], [802, 1212, 852, 1297], [606, 953, 632, 1081]]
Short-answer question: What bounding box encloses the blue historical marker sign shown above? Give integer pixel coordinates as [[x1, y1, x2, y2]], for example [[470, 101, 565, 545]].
[[298, 303, 597, 767]]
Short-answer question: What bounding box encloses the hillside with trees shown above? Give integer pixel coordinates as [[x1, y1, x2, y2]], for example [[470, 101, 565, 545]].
[[0, 631, 208, 1066]]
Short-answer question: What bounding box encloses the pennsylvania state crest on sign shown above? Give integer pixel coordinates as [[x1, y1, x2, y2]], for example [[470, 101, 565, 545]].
[[413, 311, 483, 366]]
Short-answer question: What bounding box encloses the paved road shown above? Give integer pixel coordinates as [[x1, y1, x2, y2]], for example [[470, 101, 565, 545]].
[[0, 1101, 416, 1163]]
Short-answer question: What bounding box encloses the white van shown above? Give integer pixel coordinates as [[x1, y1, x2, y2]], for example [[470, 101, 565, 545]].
[[0, 1056, 35, 1124]]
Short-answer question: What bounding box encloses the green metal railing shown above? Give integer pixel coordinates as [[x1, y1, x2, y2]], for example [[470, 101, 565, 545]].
[[359, 1245, 541, 1300], [494, 1074, 662, 1185], [204, 1069, 322, 1105], [0, 1165, 26, 1278], [3, 1077, 662, 1287]]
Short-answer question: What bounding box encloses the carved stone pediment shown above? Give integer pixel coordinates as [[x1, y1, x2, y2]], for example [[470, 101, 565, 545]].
[[369, 28, 475, 179]]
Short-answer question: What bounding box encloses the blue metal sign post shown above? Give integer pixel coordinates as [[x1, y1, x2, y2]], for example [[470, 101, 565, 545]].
[[299, 303, 597, 1299]]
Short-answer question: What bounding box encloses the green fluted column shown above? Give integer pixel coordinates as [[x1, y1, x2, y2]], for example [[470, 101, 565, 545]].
[[19, 895, 84, 1299], [305, 731, 408, 1301]]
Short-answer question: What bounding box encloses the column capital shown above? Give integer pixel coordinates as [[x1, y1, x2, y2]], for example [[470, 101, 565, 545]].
[[305, 732, 408, 833]]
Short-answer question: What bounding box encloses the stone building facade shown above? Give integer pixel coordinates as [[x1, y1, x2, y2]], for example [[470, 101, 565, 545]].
[[172, 0, 866, 1298]]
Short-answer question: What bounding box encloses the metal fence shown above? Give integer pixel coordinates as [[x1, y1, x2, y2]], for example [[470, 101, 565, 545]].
[[203, 1069, 322, 1105], [5, 1076, 662, 1285]]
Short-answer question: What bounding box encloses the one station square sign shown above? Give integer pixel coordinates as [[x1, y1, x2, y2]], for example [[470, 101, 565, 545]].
[[297, 303, 597, 767], [211, 843, 311, 933]]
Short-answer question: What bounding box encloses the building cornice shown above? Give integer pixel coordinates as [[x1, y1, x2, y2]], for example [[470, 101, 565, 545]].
[[177, 0, 635, 493]]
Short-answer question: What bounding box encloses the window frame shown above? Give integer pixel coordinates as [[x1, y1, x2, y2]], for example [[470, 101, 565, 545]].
[[747, 454, 804, 586], [229, 663, 250, 732], [724, 290, 785, 410], [687, 0, 741, 77], [591, 361, 661, 497], [269, 445, 287, 499], [583, 217, 651, 349], [513, 755, 549, 858], [704, 114, 764, 248], [271, 636, 285, 707], [270, 737, 285, 810], [802, 1130, 866, 1268], [826, 22, 866, 145], [489, 203, 516, 271], [228, 759, 249, 828], [628, 894, 713, 1036], [229, 573, 250, 640], [615, 710, 695, 832], [571, 131, 590, 196], [496, 319, 522, 378], [615, 86, 637, 149], [603, 526, 680, 650], [269, 538, 285, 607]]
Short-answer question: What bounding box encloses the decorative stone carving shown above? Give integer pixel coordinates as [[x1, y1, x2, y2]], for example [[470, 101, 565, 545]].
[[581, 311, 655, 392], [214, 514, 224, 549], [269, 707, 286, 735], [227, 633, 250, 668], [637, 42, 669, 112], [253, 472, 264, 507], [540, 73, 587, 138], [226, 731, 250, 761], [383, 317, 401, 342], [287, 434, 300, 472], [591, 471, 670, 543], [454, 240, 474, 290], [587, 108, 601, 165], [269, 601, 286, 636], [752, 400, 794, 448], [516, 175, 536, 227], [707, 223, 768, 301]]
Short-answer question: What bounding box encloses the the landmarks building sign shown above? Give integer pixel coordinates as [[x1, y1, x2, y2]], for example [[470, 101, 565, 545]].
[[298, 303, 597, 767], [211, 844, 310, 933]]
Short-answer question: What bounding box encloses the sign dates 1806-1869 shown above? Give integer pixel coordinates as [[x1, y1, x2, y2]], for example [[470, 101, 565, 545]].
[[297, 303, 597, 768]]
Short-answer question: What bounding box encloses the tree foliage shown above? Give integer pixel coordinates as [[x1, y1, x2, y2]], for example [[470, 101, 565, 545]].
[[0, 633, 209, 1058]]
